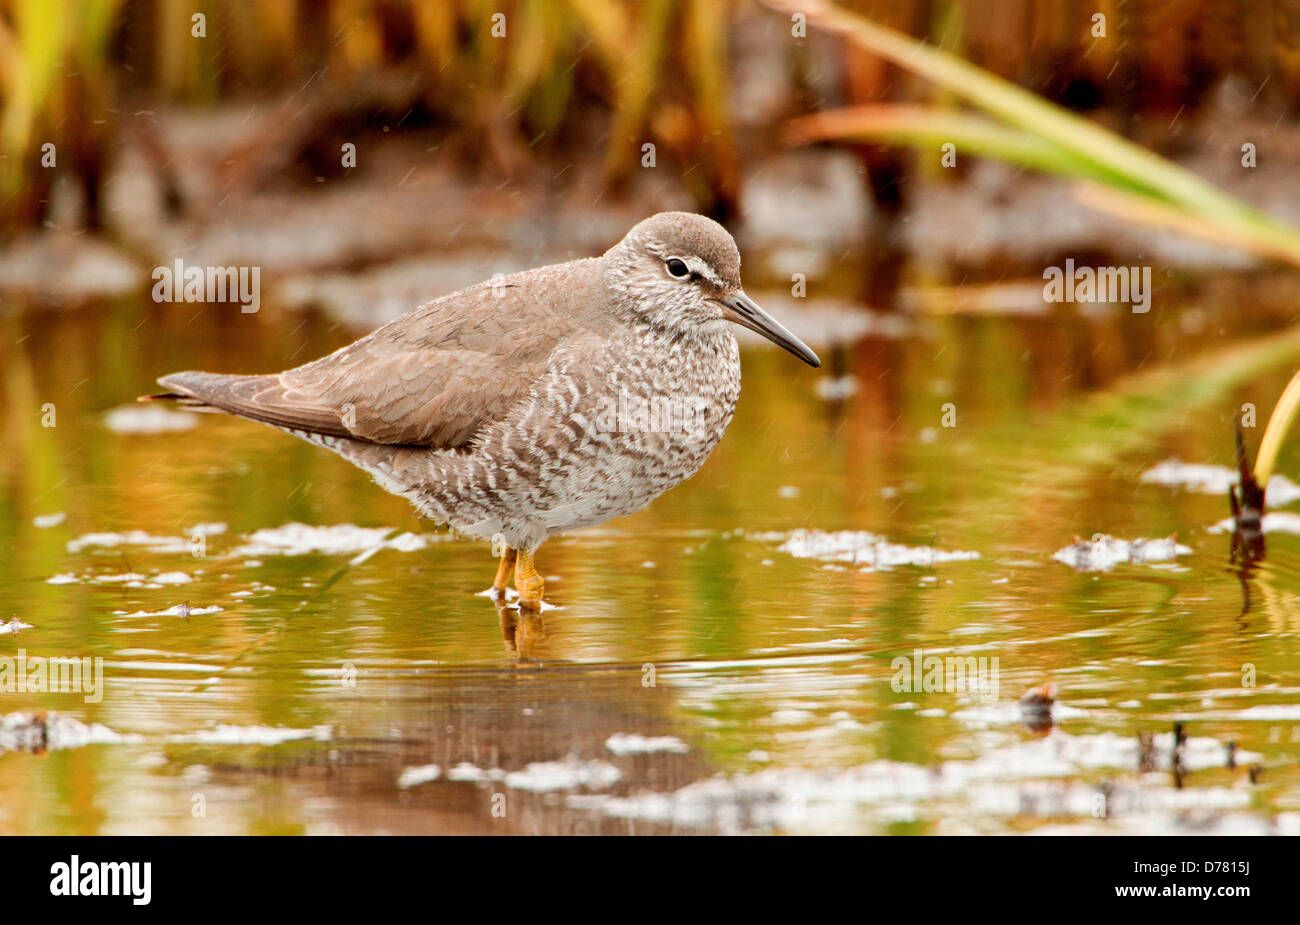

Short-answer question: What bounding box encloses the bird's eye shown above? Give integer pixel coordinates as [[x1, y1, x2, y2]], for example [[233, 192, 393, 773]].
[[666, 258, 689, 278]]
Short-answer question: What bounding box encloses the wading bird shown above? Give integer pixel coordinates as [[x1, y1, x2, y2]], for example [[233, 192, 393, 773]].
[[148, 212, 819, 608]]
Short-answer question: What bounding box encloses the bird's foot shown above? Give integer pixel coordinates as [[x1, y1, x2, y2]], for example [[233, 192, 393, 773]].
[[514, 550, 545, 611]]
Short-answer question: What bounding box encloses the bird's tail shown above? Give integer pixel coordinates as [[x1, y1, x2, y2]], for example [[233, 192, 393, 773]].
[[142, 370, 356, 437], [140, 371, 259, 413]]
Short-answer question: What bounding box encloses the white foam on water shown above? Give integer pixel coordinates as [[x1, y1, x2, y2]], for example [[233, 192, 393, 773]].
[[103, 404, 198, 434], [386, 531, 443, 551], [443, 759, 615, 789], [446, 762, 506, 783], [66, 530, 191, 554], [950, 699, 1088, 726], [48, 569, 196, 589], [0, 618, 33, 635], [1169, 704, 1300, 721], [1209, 511, 1300, 534], [33, 512, 65, 528], [771, 708, 815, 724], [397, 764, 442, 788], [1052, 535, 1192, 571], [563, 729, 1259, 834], [114, 604, 223, 618], [1141, 459, 1300, 506], [229, 522, 440, 557], [503, 756, 623, 792], [0, 712, 143, 753], [775, 529, 980, 570], [168, 724, 332, 745], [605, 733, 690, 755], [92, 573, 149, 584]]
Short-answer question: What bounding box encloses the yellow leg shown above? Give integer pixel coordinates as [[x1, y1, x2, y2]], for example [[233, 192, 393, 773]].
[[492, 547, 517, 596], [515, 549, 545, 610]]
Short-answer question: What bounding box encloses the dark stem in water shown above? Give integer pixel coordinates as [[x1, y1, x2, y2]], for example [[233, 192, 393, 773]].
[[1229, 421, 1266, 563]]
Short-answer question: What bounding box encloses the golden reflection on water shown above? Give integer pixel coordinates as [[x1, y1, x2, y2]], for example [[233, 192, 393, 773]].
[[1, 289, 1299, 834]]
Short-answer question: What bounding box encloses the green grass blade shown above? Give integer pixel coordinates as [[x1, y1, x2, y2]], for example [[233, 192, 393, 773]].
[[765, 0, 1300, 263], [1255, 369, 1300, 485], [786, 105, 1145, 190]]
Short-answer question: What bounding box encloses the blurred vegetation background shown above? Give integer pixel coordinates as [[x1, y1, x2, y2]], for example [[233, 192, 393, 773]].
[[5, 0, 1300, 238], [2, 0, 745, 231], [7, 4, 1300, 838]]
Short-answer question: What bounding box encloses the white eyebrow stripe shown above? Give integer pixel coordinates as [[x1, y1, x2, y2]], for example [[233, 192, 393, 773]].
[[682, 256, 723, 286]]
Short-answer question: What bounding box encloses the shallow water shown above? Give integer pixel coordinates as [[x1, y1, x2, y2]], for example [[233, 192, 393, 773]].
[[2, 284, 1299, 835]]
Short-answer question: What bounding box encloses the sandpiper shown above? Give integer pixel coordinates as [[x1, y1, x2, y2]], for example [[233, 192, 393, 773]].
[[149, 212, 820, 608]]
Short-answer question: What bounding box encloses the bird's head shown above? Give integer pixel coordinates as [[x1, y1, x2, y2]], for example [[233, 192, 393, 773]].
[[604, 212, 820, 367]]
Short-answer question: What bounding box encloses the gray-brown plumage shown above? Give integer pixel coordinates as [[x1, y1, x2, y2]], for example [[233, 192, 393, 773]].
[[151, 212, 819, 608]]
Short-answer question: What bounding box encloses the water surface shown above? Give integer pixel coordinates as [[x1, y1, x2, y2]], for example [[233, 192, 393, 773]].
[[2, 282, 1299, 835]]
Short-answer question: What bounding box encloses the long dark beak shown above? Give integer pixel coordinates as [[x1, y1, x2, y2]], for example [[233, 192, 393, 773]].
[[716, 291, 821, 367]]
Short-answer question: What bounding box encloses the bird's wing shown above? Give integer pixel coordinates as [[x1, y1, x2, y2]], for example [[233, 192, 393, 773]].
[[157, 260, 611, 448]]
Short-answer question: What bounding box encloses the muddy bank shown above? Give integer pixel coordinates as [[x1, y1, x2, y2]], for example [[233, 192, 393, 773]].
[[5, 74, 1300, 319]]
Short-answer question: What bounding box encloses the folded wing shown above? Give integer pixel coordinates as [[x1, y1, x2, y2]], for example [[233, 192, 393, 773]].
[[155, 262, 604, 448]]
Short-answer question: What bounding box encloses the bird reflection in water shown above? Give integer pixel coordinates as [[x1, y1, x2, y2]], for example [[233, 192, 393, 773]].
[[496, 600, 547, 660]]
